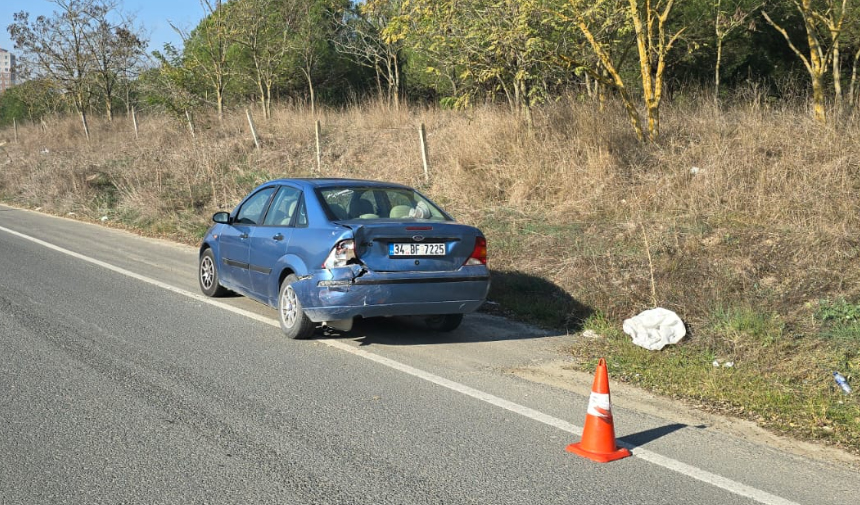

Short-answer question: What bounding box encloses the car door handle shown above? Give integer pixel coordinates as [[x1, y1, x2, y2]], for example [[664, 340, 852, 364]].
[[273, 233, 284, 241], [239, 233, 249, 239]]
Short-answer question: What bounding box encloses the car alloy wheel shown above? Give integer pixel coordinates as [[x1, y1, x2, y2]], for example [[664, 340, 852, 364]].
[[280, 285, 299, 328], [199, 249, 228, 297], [278, 274, 314, 339], [200, 256, 215, 290]]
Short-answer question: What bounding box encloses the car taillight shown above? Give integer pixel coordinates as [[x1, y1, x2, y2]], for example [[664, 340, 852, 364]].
[[323, 240, 356, 268], [464, 236, 487, 266]]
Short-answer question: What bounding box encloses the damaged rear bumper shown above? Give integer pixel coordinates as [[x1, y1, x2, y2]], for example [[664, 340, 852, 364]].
[[291, 265, 490, 322]]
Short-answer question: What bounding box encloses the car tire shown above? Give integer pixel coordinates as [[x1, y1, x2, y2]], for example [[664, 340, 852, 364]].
[[424, 313, 464, 332], [199, 249, 229, 297], [278, 274, 315, 339]]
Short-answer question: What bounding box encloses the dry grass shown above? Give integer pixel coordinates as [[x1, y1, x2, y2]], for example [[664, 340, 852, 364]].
[[2, 94, 860, 453]]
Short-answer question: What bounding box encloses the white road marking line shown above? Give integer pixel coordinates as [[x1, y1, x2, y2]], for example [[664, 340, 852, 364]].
[[0, 224, 800, 505]]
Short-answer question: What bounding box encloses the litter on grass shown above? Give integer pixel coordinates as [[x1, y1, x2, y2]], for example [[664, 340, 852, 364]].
[[623, 308, 686, 351]]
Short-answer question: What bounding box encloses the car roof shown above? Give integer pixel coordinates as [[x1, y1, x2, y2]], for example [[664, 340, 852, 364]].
[[265, 178, 412, 190]]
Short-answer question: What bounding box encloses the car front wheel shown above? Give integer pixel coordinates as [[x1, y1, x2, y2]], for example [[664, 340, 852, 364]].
[[278, 274, 315, 339], [199, 249, 229, 297]]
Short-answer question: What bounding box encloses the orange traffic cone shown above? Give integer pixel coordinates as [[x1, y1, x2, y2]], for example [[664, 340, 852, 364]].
[[566, 358, 631, 463]]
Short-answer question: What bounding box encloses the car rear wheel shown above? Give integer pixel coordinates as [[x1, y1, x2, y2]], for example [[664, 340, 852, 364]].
[[278, 274, 315, 339], [424, 313, 464, 332], [199, 249, 229, 297]]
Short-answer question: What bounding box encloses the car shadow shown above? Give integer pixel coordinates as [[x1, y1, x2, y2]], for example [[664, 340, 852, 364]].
[[317, 269, 593, 346], [486, 269, 592, 331]]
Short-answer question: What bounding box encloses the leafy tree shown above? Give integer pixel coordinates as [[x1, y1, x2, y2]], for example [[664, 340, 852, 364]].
[[403, 0, 568, 123], [283, 0, 348, 116], [230, 0, 292, 118], [177, 0, 240, 120], [0, 78, 65, 126], [148, 43, 206, 119], [763, 0, 849, 123], [560, 0, 685, 141]]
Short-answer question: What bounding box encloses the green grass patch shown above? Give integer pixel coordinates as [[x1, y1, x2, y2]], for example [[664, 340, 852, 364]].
[[815, 299, 860, 342]]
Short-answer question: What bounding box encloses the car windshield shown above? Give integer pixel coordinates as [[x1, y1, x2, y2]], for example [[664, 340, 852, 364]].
[[318, 186, 450, 221]]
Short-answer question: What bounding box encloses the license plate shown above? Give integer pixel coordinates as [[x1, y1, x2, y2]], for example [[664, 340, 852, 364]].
[[389, 242, 446, 256]]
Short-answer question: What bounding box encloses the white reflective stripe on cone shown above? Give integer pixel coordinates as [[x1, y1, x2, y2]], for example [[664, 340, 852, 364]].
[[586, 392, 612, 419]]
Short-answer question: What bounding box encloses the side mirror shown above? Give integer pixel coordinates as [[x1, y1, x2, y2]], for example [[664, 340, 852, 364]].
[[212, 211, 230, 224]]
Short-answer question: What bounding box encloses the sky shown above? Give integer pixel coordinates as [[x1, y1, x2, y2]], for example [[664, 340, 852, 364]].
[[0, 0, 206, 56]]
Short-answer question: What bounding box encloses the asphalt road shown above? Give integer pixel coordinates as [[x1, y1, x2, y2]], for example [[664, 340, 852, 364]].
[[1, 205, 858, 504]]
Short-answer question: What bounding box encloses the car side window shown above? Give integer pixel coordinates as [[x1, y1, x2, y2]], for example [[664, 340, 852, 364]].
[[263, 186, 302, 226], [235, 187, 276, 225], [295, 198, 309, 227]]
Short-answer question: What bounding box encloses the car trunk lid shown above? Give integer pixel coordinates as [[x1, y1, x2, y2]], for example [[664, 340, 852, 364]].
[[345, 222, 481, 273]]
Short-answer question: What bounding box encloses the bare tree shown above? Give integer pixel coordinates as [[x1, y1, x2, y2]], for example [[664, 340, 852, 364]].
[[8, 0, 102, 140], [334, 0, 405, 110], [82, 3, 147, 121], [714, 0, 762, 106]]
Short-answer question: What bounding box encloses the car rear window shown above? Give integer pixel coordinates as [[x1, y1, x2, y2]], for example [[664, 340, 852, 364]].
[[318, 187, 450, 221]]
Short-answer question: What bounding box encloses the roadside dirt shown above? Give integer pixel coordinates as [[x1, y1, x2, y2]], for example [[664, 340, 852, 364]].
[[511, 354, 860, 469]]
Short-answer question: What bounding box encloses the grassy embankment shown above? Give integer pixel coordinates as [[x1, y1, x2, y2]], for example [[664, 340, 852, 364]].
[[1, 94, 859, 454]]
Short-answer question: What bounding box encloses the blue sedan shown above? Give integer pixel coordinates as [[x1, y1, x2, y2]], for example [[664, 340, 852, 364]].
[[198, 178, 490, 338]]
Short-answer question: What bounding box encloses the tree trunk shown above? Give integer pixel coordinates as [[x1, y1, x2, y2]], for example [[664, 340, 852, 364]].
[[80, 109, 90, 142], [628, 0, 664, 140], [647, 102, 660, 140], [265, 81, 273, 119], [521, 79, 533, 130], [303, 67, 316, 117], [849, 46, 860, 106], [583, 72, 593, 99], [512, 78, 521, 114], [393, 53, 401, 112], [598, 69, 607, 112], [804, 2, 827, 123], [812, 72, 826, 123], [833, 39, 842, 113], [257, 77, 266, 118], [375, 66, 384, 104], [125, 85, 132, 117]]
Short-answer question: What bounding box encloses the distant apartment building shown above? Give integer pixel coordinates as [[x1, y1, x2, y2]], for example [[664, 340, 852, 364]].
[[0, 48, 16, 92]]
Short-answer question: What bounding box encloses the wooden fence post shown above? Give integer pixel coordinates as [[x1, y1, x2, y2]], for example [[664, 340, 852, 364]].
[[315, 120, 322, 173], [185, 109, 196, 138], [131, 107, 139, 140], [246, 108, 261, 149], [80, 110, 90, 142], [418, 122, 430, 182], [13, 118, 18, 143]]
